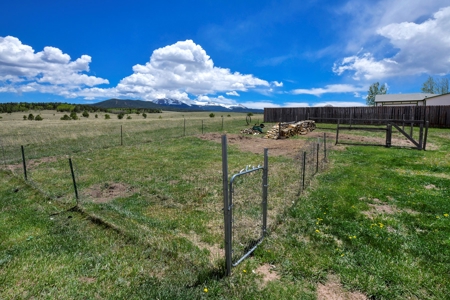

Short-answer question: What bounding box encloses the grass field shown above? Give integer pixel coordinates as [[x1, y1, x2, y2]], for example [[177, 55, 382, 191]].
[[1, 110, 449, 299]]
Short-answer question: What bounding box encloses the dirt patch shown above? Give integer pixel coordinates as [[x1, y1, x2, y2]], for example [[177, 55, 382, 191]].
[[255, 264, 280, 287], [199, 132, 328, 158], [79, 277, 96, 284], [84, 182, 136, 203], [317, 274, 367, 300], [179, 232, 224, 262], [360, 198, 419, 219], [424, 184, 438, 190]]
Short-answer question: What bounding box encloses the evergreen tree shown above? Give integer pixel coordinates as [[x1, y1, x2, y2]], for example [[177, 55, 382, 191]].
[[366, 82, 387, 106]]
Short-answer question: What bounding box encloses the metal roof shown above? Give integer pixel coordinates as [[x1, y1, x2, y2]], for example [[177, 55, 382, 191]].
[[375, 93, 435, 102]]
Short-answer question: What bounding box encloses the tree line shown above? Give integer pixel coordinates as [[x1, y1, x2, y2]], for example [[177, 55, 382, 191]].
[[0, 102, 162, 114]]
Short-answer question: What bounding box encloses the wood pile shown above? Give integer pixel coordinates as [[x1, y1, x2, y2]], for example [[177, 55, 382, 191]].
[[265, 120, 316, 139]]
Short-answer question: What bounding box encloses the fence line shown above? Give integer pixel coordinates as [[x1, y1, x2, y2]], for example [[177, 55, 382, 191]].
[[264, 105, 450, 128]]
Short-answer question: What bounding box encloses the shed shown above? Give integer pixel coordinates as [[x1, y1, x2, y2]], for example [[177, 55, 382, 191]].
[[424, 93, 450, 105]]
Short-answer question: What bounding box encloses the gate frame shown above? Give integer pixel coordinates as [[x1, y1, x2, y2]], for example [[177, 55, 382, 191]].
[[222, 135, 268, 276]]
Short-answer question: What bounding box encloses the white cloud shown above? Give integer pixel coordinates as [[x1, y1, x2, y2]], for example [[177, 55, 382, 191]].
[[0, 36, 109, 89], [226, 91, 240, 96], [193, 95, 238, 108], [117, 40, 270, 100], [291, 84, 367, 96], [334, 6, 450, 79], [271, 81, 283, 87], [0, 37, 273, 102]]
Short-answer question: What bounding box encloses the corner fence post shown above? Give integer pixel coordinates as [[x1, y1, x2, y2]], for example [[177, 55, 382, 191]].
[[69, 158, 79, 204], [221, 135, 232, 276], [21, 145, 27, 181]]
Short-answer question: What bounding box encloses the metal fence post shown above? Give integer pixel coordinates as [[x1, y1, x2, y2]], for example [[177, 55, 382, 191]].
[[262, 148, 268, 237], [21, 145, 27, 181], [221, 135, 232, 276], [69, 158, 79, 204]]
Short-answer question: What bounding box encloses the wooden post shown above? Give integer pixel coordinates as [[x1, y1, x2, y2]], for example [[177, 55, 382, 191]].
[[418, 122, 424, 150], [386, 123, 392, 148], [423, 121, 429, 151]]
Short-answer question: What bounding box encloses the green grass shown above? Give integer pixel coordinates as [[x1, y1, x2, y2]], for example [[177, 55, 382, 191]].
[[1, 111, 449, 299]]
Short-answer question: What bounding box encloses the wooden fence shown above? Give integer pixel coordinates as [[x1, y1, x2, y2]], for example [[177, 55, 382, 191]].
[[264, 106, 450, 128]]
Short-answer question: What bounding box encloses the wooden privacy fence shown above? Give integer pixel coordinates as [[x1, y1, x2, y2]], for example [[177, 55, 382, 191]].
[[264, 106, 450, 128]]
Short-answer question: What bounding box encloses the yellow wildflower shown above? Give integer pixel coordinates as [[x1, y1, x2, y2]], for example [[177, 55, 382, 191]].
[[204, 288, 208, 293], [444, 213, 449, 217]]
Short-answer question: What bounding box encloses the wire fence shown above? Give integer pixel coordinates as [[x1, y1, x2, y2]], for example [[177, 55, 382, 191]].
[[1, 116, 334, 272]]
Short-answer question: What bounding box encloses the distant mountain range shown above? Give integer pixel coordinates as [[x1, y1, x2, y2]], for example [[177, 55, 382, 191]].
[[92, 98, 263, 113]]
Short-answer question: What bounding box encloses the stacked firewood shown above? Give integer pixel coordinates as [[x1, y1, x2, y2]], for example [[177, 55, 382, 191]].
[[265, 120, 316, 139]]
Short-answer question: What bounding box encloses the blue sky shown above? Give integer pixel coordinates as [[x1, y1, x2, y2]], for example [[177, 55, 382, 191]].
[[1, 0, 450, 108]]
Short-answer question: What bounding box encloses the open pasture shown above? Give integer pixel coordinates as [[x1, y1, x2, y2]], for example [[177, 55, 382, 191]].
[[1, 110, 450, 299]]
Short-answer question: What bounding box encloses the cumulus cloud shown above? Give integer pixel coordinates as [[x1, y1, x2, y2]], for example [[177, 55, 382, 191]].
[[0, 36, 109, 90], [226, 91, 240, 96], [334, 6, 450, 79], [117, 40, 270, 100], [0, 37, 272, 101], [271, 81, 283, 87], [291, 84, 367, 96]]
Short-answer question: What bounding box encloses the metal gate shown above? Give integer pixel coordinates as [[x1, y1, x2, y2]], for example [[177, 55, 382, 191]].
[[222, 135, 268, 276]]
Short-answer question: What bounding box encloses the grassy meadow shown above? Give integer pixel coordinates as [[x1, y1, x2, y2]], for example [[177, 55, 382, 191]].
[[1, 110, 449, 299]]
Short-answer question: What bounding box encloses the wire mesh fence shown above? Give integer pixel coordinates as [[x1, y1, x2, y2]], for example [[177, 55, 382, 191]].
[[1, 115, 334, 273]]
